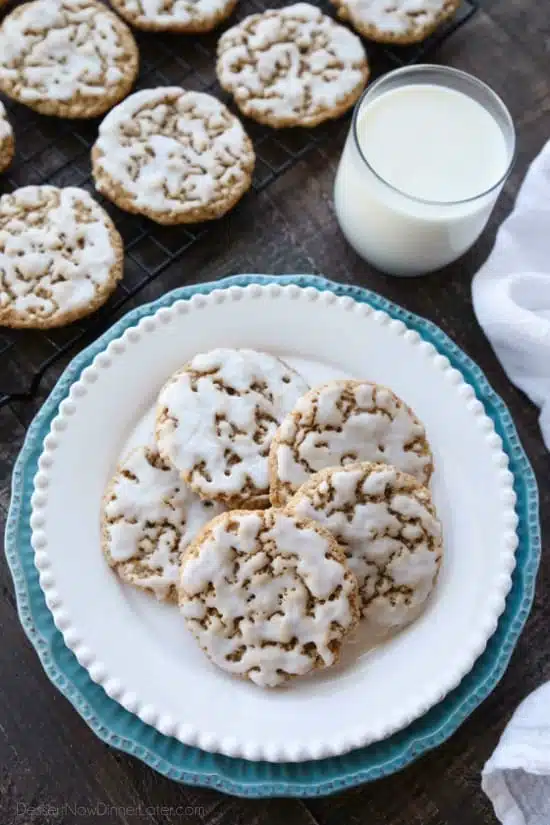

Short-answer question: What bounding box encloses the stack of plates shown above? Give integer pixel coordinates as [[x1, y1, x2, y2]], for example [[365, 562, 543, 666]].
[[5, 274, 540, 797]]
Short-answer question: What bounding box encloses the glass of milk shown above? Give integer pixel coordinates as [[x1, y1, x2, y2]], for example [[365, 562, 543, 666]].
[[334, 65, 515, 277]]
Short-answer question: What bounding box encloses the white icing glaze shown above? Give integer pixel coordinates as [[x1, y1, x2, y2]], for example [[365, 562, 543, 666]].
[[103, 445, 224, 600], [289, 463, 442, 629], [273, 380, 432, 501], [0, 0, 134, 103], [156, 348, 308, 501], [115, 0, 233, 26], [217, 3, 368, 124], [336, 0, 455, 36], [180, 510, 357, 687], [0, 186, 118, 323], [93, 88, 253, 218], [0, 102, 12, 142]]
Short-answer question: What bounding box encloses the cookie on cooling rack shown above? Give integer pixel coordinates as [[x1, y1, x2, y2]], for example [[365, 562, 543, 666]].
[[216, 2, 369, 128], [286, 462, 443, 632], [92, 87, 255, 225], [0, 0, 139, 119], [0, 102, 14, 175], [329, 0, 460, 44], [102, 445, 225, 603], [109, 0, 236, 32], [0, 186, 123, 329], [155, 348, 309, 508], [179, 509, 360, 687], [269, 379, 433, 506]]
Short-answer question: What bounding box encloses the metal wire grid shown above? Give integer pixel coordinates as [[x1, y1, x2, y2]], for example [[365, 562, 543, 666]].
[[0, 0, 479, 407]]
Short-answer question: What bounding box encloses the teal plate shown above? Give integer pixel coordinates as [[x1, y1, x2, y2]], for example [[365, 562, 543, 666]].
[[5, 274, 540, 797]]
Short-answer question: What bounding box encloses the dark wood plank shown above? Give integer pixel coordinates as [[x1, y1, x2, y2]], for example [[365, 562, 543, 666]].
[[483, 0, 550, 68], [1, 2, 549, 824]]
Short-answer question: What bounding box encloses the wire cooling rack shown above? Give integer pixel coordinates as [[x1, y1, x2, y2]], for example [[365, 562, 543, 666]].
[[0, 0, 479, 408]]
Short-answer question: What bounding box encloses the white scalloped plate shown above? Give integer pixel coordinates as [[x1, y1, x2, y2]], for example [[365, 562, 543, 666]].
[[31, 283, 518, 763]]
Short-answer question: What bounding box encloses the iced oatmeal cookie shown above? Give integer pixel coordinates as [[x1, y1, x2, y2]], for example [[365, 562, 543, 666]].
[[92, 88, 255, 224], [0, 186, 123, 329], [0, 0, 139, 118], [155, 348, 309, 508], [270, 379, 433, 506], [102, 445, 224, 602], [329, 0, 460, 44], [216, 3, 369, 128], [286, 462, 442, 631], [0, 102, 14, 175], [109, 0, 236, 32], [179, 509, 360, 686]]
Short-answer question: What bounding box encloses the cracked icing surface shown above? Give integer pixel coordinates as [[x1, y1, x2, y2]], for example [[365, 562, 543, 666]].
[[286, 463, 442, 630], [0, 0, 139, 118], [156, 348, 309, 507], [0, 102, 14, 175], [0, 186, 123, 329], [102, 445, 224, 603], [216, 3, 369, 128], [92, 88, 255, 225], [110, 0, 236, 32], [179, 509, 359, 687], [270, 379, 433, 506], [330, 0, 459, 44]]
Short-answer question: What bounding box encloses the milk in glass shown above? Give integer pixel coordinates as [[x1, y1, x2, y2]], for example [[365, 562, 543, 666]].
[[334, 66, 515, 276]]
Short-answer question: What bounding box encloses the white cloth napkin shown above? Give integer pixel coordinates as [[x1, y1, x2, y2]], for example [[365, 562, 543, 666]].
[[472, 139, 550, 448], [482, 684, 550, 825], [473, 140, 549, 822]]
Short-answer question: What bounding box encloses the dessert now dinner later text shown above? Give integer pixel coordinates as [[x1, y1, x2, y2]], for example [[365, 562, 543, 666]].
[[16, 802, 206, 819]]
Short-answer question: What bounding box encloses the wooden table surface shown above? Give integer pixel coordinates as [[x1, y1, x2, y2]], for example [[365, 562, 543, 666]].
[[1, 1, 549, 822]]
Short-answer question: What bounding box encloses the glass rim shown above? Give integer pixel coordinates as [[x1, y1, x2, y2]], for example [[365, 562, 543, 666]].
[[351, 64, 517, 208]]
